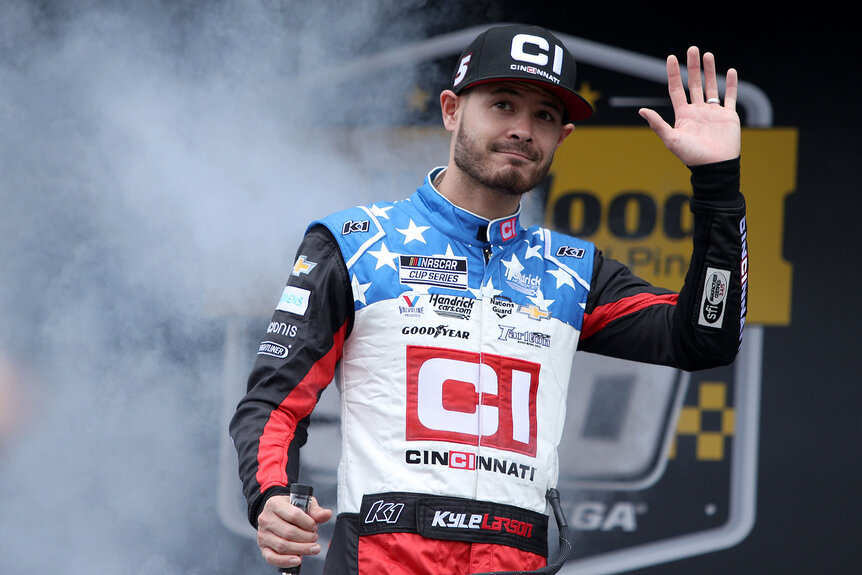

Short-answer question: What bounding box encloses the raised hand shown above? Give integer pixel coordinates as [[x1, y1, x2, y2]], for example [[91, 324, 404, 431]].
[[639, 46, 740, 166]]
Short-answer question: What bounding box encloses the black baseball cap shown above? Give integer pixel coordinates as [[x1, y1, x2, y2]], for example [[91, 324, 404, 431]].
[[451, 24, 593, 122]]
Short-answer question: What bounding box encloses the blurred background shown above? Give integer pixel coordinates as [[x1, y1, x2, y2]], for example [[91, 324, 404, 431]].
[[1, 1, 858, 574]]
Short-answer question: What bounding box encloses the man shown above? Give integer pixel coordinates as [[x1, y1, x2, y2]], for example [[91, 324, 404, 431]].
[[230, 24, 745, 574]]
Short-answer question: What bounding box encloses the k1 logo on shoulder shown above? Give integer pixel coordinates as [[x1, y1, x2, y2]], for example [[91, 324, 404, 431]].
[[556, 245, 585, 258], [342, 220, 370, 235]]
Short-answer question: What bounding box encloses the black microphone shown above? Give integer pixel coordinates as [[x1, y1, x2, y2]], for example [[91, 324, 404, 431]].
[[279, 484, 314, 574]]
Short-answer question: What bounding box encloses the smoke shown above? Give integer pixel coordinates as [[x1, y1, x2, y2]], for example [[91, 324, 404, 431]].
[[0, 1, 461, 573]]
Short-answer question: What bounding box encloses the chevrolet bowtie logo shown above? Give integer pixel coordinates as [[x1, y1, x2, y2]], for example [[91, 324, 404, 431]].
[[292, 255, 317, 276], [518, 304, 550, 321]]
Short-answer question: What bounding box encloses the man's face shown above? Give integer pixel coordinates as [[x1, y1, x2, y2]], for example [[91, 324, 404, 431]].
[[452, 82, 573, 196]]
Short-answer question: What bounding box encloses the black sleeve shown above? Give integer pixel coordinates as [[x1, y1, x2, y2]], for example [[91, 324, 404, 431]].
[[228, 225, 353, 527], [578, 157, 746, 371]]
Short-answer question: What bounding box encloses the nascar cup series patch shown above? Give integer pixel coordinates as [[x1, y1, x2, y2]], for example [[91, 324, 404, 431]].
[[398, 255, 469, 290]]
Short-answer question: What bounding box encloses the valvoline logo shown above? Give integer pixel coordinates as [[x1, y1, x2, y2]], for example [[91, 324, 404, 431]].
[[399, 294, 424, 317]]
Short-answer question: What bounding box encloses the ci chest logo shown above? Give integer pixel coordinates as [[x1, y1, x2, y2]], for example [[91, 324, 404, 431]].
[[405, 346, 540, 456]]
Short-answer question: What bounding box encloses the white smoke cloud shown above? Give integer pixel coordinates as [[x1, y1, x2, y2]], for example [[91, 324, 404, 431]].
[[0, 1, 460, 573]]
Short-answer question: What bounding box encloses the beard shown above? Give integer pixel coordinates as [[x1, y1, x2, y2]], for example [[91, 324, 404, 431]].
[[453, 117, 554, 197]]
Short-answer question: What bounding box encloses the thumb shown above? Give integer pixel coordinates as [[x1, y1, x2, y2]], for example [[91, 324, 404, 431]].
[[308, 496, 333, 524], [638, 108, 671, 138]]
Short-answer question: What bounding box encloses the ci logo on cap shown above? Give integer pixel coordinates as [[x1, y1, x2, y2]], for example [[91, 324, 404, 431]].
[[511, 34, 564, 77]]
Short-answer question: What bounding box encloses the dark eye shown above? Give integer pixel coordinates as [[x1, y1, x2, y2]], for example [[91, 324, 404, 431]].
[[537, 110, 557, 122], [494, 101, 513, 111]]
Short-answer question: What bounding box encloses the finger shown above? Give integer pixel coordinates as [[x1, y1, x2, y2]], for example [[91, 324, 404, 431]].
[[260, 546, 302, 570], [268, 497, 318, 531], [702, 52, 719, 102], [258, 511, 320, 544], [257, 524, 321, 566], [638, 108, 673, 140], [260, 536, 322, 558], [686, 46, 704, 103], [724, 67, 739, 111], [665, 55, 688, 110], [260, 542, 322, 569]]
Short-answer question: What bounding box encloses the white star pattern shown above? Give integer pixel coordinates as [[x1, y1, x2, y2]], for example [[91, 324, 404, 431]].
[[351, 273, 372, 305], [368, 242, 399, 270], [528, 289, 555, 311], [435, 244, 457, 258], [396, 219, 430, 244], [370, 204, 393, 219], [524, 241, 542, 260], [469, 277, 503, 299], [547, 267, 576, 290], [501, 254, 523, 279], [482, 277, 503, 299]]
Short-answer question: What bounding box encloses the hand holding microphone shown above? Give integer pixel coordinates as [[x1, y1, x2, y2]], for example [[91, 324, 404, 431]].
[[280, 484, 314, 574], [256, 484, 332, 574]]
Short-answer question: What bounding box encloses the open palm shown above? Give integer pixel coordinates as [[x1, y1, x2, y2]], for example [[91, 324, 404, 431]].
[[639, 46, 741, 166]]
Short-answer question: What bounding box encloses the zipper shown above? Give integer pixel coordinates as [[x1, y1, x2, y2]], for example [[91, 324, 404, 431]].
[[475, 239, 493, 502]]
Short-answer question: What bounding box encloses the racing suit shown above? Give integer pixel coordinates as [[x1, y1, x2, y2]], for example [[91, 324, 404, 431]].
[[229, 158, 747, 574]]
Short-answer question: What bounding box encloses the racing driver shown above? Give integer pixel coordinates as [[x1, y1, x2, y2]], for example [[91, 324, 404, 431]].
[[229, 23, 746, 574]]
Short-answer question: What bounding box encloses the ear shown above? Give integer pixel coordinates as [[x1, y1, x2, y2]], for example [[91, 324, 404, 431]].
[[440, 90, 461, 132], [557, 122, 575, 147]]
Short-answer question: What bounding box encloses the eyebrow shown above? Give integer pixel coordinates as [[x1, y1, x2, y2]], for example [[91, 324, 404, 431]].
[[488, 85, 564, 115]]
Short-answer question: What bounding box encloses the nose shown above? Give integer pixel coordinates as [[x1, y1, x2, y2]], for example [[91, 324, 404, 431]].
[[507, 112, 533, 142]]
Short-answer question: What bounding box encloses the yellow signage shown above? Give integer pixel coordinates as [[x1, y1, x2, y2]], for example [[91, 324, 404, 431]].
[[545, 127, 796, 326]]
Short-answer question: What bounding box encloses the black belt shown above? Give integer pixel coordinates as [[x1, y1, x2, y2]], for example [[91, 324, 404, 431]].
[[358, 492, 549, 557]]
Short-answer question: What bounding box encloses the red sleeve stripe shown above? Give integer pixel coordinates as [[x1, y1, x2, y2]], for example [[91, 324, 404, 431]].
[[255, 321, 348, 493], [581, 293, 679, 340]]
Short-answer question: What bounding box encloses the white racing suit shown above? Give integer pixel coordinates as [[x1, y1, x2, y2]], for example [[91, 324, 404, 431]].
[[230, 159, 747, 574]]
